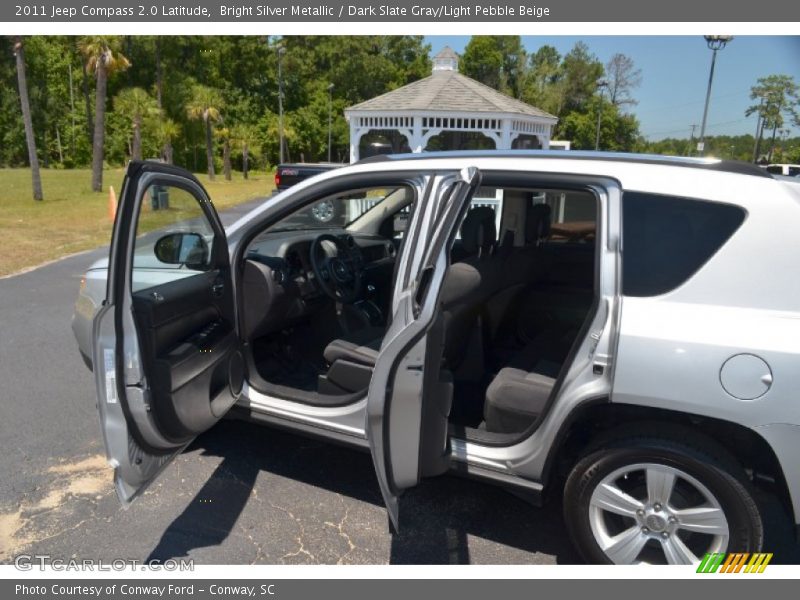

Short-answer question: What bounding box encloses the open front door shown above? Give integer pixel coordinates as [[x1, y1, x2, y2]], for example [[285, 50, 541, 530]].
[[92, 161, 244, 504], [367, 167, 481, 530]]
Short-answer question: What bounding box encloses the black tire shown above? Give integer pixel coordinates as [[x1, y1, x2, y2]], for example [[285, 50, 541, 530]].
[[563, 429, 764, 564]]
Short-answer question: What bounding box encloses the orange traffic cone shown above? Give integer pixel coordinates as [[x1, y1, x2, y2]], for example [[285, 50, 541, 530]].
[[108, 185, 117, 222]]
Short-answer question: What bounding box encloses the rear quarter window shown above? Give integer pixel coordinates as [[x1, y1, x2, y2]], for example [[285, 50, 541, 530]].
[[622, 192, 746, 297]]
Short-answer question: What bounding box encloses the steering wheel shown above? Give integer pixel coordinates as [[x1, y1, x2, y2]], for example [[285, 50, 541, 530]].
[[309, 234, 363, 304]]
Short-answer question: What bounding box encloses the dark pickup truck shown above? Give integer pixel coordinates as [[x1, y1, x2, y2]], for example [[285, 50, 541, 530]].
[[274, 162, 344, 192]]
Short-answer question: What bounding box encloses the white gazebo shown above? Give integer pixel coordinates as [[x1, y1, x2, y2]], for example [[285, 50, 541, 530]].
[[344, 47, 558, 163]]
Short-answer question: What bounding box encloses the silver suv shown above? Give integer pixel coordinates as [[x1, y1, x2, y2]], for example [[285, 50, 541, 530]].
[[74, 151, 800, 565]]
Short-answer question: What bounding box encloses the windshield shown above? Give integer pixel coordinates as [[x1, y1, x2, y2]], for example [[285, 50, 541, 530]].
[[266, 187, 404, 232]]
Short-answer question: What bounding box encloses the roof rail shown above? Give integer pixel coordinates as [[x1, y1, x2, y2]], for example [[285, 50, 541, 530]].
[[357, 150, 773, 178], [354, 154, 392, 165]]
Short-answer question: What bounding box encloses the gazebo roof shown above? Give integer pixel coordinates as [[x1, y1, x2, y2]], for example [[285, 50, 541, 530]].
[[346, 69, 556, 120]]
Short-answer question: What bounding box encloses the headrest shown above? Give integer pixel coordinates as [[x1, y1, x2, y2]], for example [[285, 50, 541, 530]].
[[460, 207, 497, 256], [526, 203, 551, 244]]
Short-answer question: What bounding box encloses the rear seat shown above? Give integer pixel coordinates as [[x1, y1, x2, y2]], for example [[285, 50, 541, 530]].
[[481, 201, 596, 434], [483, 251, 594, 433], [483, 326, 577, 434]]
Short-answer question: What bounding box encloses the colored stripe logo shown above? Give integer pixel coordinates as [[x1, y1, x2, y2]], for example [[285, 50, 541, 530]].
[[697, 552, 773, 573]]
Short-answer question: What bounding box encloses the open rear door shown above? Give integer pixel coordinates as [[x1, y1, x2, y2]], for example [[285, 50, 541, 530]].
[[366, 167, 481, 531], [92, 161, 244, 504]]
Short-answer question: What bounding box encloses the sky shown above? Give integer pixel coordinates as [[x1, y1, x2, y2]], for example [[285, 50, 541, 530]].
[[423, 36, 800, 141]]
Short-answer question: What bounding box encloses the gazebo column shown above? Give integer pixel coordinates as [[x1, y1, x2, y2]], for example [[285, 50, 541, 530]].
[[408, 116, 424, 153], [499, 118, 513, 150], [349, 120, 362, 163]]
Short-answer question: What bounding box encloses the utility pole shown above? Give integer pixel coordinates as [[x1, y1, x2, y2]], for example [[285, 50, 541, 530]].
[[68, 62, 76, 160], [687, 124, 698, 156], [752, 96, 764, 163], [595, 79, 608, 151], [698, 35, 733, 156], [327, 83, 334, 162]]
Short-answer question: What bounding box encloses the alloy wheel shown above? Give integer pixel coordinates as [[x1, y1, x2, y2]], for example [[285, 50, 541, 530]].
[[588, 462, 729, 564]]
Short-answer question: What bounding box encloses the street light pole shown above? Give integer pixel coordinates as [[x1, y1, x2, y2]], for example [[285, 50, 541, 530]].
[[327, 83, 334, 162], [595, 79, 607, 151], [277, 45, 286, 164], [698, 35, 733, 157]]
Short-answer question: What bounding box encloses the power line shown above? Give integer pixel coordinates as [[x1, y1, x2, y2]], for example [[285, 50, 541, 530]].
[[634, 87, 753, 116], [644, 117, 753, 139]]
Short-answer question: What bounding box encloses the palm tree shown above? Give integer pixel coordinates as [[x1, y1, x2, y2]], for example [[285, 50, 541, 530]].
[[233, 124, 259, 179], [186, 85, 224, 180], [78, 36, 129, 192], [81, 61, 93, 146], [12, 37, 42, 201], [157, 118, 181, 165], [217, 127, 233, 181], [114, 87, 158, 161]]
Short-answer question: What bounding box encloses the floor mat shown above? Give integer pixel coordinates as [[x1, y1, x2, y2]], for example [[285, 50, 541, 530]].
[[252, 338, 326, 392], [449, 379, 490, 428]]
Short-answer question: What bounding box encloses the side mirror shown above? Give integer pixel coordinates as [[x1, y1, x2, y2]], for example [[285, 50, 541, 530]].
[[154, 232, 209, 269]]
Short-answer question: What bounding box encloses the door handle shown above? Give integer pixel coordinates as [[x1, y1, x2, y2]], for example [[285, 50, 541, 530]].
[[211, 282, 225, 297]]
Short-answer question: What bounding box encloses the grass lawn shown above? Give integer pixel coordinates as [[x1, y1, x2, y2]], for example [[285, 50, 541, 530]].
[[0, 167, 274, 277]]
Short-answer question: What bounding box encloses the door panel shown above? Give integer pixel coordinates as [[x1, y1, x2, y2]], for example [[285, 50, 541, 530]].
[[92, 161, 242, 504], [367, 167, 481, 530]]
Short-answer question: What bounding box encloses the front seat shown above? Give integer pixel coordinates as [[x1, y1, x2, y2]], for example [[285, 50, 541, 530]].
[[438, 206, 501, 371], [322, 206, 502, 383]]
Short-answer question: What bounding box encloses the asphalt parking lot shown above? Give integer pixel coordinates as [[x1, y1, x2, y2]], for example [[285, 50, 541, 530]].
[[1, 197, 798, 566]]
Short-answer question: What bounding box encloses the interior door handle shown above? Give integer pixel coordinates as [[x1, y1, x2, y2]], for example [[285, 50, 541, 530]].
[[211, 282, 224, 297]]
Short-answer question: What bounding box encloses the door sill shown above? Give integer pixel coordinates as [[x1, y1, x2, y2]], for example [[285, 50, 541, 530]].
[[448, 421, 538, 447], [246, 368, 367, 408], [229, 405, 369, 449], [449, 455, 544, 505]]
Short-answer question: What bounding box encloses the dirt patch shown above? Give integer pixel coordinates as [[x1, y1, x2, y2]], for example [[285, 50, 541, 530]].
[[47, 455, 108, 474], [0, 453, 112, 562], [0, 513, 24, 560]]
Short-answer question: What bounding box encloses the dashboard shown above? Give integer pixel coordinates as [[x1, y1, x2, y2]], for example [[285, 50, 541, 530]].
[[241, 230, 396, 340]]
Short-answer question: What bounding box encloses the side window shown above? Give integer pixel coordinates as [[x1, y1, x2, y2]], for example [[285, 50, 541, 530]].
[[622, 192, 746, 297], [266, 186, 405, 232], [132, 182, 216, 292]]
